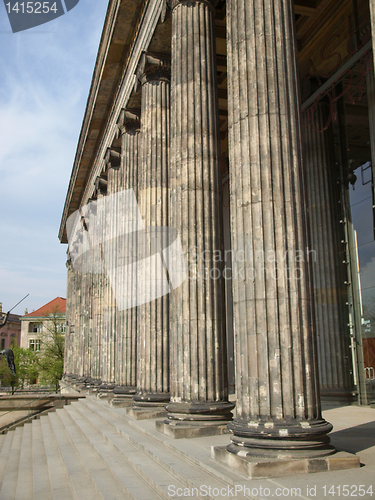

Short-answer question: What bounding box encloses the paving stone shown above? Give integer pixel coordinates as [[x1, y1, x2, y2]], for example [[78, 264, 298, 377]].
[[15, 423, 33, 500], [0, 426, 22, 500], [32, 420, 53, 499]]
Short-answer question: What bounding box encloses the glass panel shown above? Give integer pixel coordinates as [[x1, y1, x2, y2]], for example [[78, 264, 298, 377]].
[[298, 0, 375, 404], [349, 163, 375, 403]]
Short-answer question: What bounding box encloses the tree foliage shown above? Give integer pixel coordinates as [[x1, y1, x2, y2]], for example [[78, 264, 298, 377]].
[[0, 306, 65, 392], [0, 342, 38, 391], [35, 307, 65, 391]]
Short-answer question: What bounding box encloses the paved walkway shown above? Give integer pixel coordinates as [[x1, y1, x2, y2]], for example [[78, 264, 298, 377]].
[[188, 405, 375, 500], [0, 396, 374, 500]]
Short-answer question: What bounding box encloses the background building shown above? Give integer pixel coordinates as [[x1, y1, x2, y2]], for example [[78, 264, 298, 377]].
[[20, 297, 66, 351], [0, 302, 21, 349]]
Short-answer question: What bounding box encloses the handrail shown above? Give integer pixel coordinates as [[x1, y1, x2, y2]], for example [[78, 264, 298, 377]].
[[0, 390, 62, 421]]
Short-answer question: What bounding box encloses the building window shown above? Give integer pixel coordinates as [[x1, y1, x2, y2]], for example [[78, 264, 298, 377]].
[[56, 323, 66, 334], [29, 323, 42, 333], [29, 339, 40, 351], [1, 339, 5, 350]]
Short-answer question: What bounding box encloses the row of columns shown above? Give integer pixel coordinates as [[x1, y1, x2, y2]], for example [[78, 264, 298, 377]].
[[63, 0, 365, 458]]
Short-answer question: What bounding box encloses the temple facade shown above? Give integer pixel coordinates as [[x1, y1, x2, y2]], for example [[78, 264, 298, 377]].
[[59, 0, 375, 460]]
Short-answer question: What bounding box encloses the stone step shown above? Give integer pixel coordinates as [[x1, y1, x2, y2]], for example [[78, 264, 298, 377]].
[[85, 396, 246, 486], [48, 411, 103, 500], [70, 398, 247, 500], [32, 419, 54, 499], [0, 429, 16, 487], [65, 401, 187, 500], [15, 423, 33, 500], [54, 408, 135, 500], [0, 426, 23, 500], [39, 415, 77, 500], [63, 404, 165, 500]]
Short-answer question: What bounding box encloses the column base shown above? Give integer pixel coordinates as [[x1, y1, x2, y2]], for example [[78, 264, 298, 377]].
[[85, 379, 102, 394], [127, 392, 170, 419], [212, 446, 360, 479], [165, 401, 235, 421], [127, 407, 168, 420], [97, 383, 116, 399], [228, 417, 335, 459], [157, 401, 235, 438], [133, 392, 170, 406], [108, 386, 137, 407], [114, 385, 137, 395], [156, 419, 231, 439], [109, 396, 134, 407]]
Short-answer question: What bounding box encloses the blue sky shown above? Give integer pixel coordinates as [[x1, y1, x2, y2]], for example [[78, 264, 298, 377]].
[[0, 0, 109, 315]]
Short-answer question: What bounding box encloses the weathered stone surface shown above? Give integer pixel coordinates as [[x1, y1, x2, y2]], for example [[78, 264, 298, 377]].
[[126, 407, 168, 420], [212, 446, 360, 479], [156, 420, 231, 439], [225, 0, 332, 457], [115, 110, 140, 392], [166, 0, 233, 426], [134, 54, 171, 406], [101, 149, 122, 383]]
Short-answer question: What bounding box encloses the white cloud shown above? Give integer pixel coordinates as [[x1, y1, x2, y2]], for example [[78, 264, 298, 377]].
[[0, 0, 109, 314]]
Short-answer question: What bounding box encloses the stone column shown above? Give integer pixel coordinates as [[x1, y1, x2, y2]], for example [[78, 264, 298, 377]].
[[100, 151, 120, 386], [225, 0, 333, 458], [93, 184, 107, 387], [163, 0, 233, 434], [112, 110, 140, 402], [82, 196, 97, 382], [132, 54, 171, 410], [303, 102, 354, 402], [64, 255, 74, 376], [67, 235, 82, 380], [89, 190, 102, 384]]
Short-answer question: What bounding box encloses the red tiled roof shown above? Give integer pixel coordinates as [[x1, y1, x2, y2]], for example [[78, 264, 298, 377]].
[[22, 297, 66, 318]]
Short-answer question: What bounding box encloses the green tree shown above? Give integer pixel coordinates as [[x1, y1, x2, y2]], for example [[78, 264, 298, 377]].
[[0, 342, 39, 391], [12, 343, 39, 388], [0, 357, 17, 391], [35, 307, 65, 391]]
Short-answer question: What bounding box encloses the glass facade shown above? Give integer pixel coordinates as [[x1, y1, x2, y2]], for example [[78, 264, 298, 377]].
[[299, 0, 375, 404]]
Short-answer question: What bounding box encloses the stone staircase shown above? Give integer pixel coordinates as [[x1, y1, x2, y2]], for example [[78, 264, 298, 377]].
[[0, 395, 252, 500]]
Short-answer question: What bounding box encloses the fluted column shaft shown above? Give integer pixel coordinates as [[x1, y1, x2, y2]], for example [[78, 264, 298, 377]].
[[226, 0, 333, 457], [70, 241, 82, 376], [303, 102, 354, 400], [167, 0, 232, 421], [135, 56, 170, 404], [64, 256, 74, 375], [115, 111, 140, 389], [101, 152, 121, 383]]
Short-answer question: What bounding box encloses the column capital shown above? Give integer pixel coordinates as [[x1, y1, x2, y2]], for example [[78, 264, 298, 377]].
[[168, 0, 217, 12], [104, 147, 121, 170], [135, 52, 171, 87], [117, 109, 140, 135], [94, 176, 108, 196]]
